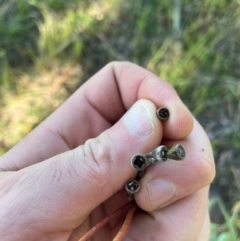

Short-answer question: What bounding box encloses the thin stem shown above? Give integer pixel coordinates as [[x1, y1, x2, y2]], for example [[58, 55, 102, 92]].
[[173, 0, 182, 40], [112, 202, 137, 241], [79, 202, 131, 241]]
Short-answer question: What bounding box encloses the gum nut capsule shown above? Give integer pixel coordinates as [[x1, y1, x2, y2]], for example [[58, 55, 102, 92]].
[[131, 154, 147, 171], [168, 144, 185, 160], [152, 145, 169, 162], [156, 108, 169, 120], [125, 179, 140, 194]]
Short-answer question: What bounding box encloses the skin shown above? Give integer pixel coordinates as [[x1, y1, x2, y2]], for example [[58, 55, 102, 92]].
[[0, 62, 215, 241]]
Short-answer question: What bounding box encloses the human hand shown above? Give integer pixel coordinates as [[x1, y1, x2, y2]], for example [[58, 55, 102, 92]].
[[0, 62, 215, 241]]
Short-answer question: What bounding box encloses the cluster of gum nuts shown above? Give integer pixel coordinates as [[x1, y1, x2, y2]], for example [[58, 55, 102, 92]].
[[125, 108, 186, 200]]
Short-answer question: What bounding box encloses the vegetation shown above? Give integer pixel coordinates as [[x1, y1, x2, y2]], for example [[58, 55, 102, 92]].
[[1, 0, 240, 239]]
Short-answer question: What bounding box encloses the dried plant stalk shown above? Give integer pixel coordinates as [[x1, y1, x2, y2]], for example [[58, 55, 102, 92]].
[[79, 202, 131, 241], [112, 202, 137, 241]]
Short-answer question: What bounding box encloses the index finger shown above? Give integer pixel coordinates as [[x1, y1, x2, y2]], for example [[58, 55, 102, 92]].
[[0, 61, 193, 171]]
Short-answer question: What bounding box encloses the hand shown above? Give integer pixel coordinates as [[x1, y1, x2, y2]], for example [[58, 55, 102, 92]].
[[0, 62, 215, 241]]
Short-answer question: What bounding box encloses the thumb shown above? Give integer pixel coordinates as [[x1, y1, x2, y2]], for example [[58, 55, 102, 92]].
[[0, 99, 162, 234]]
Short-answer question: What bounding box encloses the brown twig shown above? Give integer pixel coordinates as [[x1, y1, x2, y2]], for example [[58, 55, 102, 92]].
[[79, 202, 131, 241], [113, 202, 137, 241]]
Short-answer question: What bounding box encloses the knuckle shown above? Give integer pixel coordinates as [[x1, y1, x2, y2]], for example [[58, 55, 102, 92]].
[[107, 60, 120, 66], [82, 136, 113, 182], [109, 60, 134, 73], [109, 60, 131, 66]]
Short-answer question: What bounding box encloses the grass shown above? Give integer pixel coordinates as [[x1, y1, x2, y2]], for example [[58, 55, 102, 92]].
[[209, 197, 240, 241], [0, 0, 240, 238]]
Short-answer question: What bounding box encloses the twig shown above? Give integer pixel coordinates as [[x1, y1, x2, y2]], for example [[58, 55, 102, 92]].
[[79, 202, 131, 241], [112, 202, 137, 241]]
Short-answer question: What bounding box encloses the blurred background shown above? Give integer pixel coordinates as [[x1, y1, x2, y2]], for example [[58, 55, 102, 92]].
[[0, 0, 240, 239]]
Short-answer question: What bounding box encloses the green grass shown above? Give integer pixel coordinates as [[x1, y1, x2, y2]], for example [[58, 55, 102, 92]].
[[209, 198, 240, 241], [0, 0, 240, 238]]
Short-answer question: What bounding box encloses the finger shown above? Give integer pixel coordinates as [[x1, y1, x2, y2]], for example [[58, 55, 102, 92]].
[[114, 186, 210, 241], [0, 100, 162, 238], [0, 62, 193, 171], [135, 118, 215, 211]]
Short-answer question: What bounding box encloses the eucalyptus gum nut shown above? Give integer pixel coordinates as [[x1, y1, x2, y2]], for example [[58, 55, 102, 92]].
[[156, 108, 170, 120]]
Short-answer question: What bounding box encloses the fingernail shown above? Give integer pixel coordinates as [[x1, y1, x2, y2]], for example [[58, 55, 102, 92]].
[[123, 104, 154, 138], [147, 178, 177, 209]]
